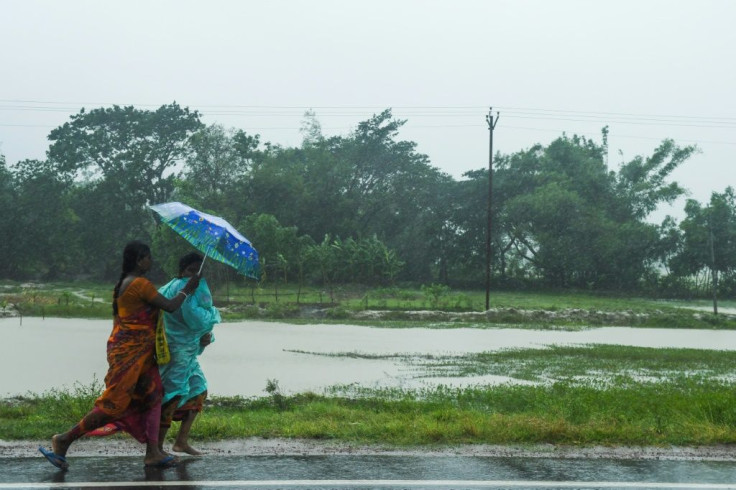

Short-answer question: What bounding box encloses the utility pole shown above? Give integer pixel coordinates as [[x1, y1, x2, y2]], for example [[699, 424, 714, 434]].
[[485, 107, 499, 311]]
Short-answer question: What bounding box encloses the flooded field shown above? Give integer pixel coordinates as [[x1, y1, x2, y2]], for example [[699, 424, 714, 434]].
[[3, 317, 736, 398]]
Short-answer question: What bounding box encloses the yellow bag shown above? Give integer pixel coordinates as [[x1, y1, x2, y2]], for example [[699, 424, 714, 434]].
[[155, 314, 171, 365]]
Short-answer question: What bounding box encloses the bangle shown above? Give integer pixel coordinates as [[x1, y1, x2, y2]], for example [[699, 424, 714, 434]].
[[178, 291, 188, 298]]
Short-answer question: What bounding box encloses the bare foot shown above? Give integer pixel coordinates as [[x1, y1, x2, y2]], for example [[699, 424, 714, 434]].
[[172, 443, 203, 455], [157, 444, 174, 457], [51, 434, 70, 458]]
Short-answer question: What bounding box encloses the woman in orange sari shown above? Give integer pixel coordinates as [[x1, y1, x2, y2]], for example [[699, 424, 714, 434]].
[[39, 241, 199, 469]]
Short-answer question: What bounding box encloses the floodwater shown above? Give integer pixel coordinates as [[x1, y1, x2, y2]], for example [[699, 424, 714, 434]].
[[3, 317, 736, 398]]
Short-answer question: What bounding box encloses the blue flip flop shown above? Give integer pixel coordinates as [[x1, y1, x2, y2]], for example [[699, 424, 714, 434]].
[[144, 455, 178, 468], [38, 446, 69, 470]]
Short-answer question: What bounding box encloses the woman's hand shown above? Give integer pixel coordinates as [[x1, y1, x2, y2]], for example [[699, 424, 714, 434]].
[[200, 333, 212, 348], [154, 273, 202, 313], [183, 273, 201, 294]]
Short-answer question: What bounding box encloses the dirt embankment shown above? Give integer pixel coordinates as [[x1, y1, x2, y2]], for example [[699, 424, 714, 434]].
[[350, 307, 736, 324]]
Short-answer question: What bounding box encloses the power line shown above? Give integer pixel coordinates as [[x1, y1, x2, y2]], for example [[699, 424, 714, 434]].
[[497, 105, 736, 122], [3, 121, 736, 149], [500, 125, 736, 146], [1, 99, 735, 125], [1, 101, 734, 153]]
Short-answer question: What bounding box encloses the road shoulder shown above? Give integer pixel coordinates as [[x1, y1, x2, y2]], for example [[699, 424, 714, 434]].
[[7, 438, 736, 461]]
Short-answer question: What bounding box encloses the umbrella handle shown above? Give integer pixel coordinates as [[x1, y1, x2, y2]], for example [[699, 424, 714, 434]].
[[198, 249, 208, 275]]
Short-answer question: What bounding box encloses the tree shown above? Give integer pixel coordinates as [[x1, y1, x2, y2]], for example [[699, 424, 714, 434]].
[[240, 213, 311, 284], [442, 171, 502, 286], [299, 110, 447, 280], [47, 102, 203, 206], [8, 159, 78, 279], [241, 109, 446, 284], [178, 124, 261, 219], [44, 103, 203, 278], [243, 145, 314, 234], [614, 139, 697, 220], [305, 235, 339, 302], [0, 155, 18, 277], [300, 110, 324, 146], [490, 133, 695, 289], [671, 188, 736, 298], [336, 110, 434, 236]]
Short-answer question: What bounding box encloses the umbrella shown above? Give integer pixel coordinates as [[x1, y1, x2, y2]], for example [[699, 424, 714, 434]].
[[148, 201, 260, 279]]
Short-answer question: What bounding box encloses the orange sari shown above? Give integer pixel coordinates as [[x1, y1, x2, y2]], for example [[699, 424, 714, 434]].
[[93, 277, 162, 443]]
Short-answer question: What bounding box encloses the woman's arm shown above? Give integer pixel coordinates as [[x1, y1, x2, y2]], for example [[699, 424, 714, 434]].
[[149, 275, 200, 312]]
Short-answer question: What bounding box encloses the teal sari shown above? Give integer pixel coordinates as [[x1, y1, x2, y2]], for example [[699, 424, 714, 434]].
[[157, 278, 221, 407]]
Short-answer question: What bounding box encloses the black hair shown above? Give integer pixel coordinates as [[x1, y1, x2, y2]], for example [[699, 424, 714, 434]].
[[178, 252, 204, 276], [112, 240, 151, 316]]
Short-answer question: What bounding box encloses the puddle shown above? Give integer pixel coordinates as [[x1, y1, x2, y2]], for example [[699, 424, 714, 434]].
[[3, 317, 736, 398]]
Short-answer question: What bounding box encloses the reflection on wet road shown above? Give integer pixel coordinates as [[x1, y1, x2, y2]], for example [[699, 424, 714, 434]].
[[3, 455, 736, 489]]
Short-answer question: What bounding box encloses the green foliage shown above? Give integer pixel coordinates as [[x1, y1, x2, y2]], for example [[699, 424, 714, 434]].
[[670, 187, 736, 297], [2, 106, 718, 296], [47, 103, 203, 205], [3, 159, 78, 279], [5, 281, 735, 329], [615, 138, 696, 219], [264, 302, 300, 318], [0, 156, 17, 277], [7, 377, 736, 446], [40, 103, 204, 279], [324, 305, 351, 319], [241, 213, 308, 285], [177, 124, 261, 215], [489, 134, 696, 290], [265, 379, 289, 410], [362, 287, 421, 309], [34, 377, 103, 427], [421, 283, 450, 308], [406, 344, 736, 383]]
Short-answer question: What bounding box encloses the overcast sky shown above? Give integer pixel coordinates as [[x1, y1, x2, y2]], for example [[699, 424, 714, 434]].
[[1, 0, 734, 219]]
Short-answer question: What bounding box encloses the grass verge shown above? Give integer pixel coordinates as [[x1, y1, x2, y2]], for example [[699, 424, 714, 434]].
[[4, 382, 736, 447], [5, 345, 736, 447], [3, 281, 735, 330]]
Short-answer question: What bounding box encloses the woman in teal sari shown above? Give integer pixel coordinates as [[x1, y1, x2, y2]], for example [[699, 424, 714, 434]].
[[157, 252, 221, 455]]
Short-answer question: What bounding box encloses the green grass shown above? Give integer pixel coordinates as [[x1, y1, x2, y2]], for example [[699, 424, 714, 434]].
[[0, 378, 104, 440], [6, 345, 736, 446], [288, 344, 736, 385], [2, 281, 734, 329], [0, 281, 110, 319], [421, 345, 736, 385], [7, 381, 736, 446]]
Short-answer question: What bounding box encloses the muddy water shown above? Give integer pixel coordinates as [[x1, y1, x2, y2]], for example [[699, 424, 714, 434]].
[[3, 317, 736, 398]]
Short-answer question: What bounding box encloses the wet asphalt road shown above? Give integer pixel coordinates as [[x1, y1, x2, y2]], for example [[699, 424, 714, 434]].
[[3, 455, 736, 489]]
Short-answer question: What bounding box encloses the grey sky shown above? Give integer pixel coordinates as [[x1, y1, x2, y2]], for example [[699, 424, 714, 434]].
[[1, 0, 734, 219]]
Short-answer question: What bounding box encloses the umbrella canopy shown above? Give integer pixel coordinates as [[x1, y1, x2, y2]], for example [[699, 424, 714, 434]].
[[148, 201, 260, 279]]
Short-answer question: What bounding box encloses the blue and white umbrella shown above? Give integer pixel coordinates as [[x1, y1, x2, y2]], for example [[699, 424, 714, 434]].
[[149, 201, 260, 279]]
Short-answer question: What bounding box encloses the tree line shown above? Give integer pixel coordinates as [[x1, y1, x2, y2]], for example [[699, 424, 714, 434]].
[[2, 103, 734, 297]]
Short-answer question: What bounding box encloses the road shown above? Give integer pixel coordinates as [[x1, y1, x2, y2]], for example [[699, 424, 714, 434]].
[[3, 454, 736, 489]]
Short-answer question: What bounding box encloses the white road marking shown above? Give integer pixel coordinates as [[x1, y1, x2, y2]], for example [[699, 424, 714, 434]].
[[1, 480, 736, 488]]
